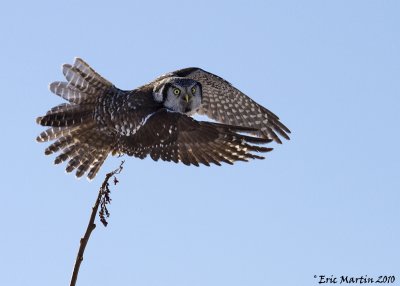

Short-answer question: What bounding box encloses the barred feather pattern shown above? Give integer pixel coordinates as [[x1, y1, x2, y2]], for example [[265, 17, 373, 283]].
[[36, 58, 116, 179], [172, 68, 291, 144], [118, 109, 273, 166]]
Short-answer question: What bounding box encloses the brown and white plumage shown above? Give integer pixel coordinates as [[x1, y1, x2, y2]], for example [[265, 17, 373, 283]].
[[36, 58, 290, 179], [117, 109, 273, 165], [163, 67, 291, 143]]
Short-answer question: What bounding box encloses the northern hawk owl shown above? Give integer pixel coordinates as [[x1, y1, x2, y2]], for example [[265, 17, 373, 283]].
[[36, 58, 290, 179]]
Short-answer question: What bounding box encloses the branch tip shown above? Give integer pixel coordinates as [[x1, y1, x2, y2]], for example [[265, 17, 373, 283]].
[[69, 160, 125, 286]]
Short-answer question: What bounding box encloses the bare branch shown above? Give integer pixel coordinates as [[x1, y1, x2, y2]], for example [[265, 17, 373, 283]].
[[70, 160, 125, 286]]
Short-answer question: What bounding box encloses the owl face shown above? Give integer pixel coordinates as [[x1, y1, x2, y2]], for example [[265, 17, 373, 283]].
[[153, 78, 202, 114]]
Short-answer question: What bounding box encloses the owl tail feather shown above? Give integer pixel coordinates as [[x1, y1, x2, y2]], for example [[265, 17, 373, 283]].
[[36, 58, 114, 180]]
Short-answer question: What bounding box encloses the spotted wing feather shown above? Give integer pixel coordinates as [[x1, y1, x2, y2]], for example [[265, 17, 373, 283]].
[[37, 58, 119, 179], [171, 68, 290, 143], [118, 109, 273, 166]]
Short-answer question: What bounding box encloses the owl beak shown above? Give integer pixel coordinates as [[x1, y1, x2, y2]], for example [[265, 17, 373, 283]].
[[184, 94, 191, 103]]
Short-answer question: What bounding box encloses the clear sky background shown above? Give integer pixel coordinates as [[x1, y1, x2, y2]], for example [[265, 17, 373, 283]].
[[1, 1, 399, 285]]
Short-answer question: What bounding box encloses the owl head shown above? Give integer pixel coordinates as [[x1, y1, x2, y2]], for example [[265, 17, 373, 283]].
[[153, 77, 202, 114]]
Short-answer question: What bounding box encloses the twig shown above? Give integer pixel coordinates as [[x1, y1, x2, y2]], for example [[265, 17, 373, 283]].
[[69, 160, 125, 286]]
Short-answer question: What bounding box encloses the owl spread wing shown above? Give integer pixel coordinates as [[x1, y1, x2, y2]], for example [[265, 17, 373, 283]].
[[118, 109, 273, 166], [37, 58, 120, 179], [171, 68, 291, 143]]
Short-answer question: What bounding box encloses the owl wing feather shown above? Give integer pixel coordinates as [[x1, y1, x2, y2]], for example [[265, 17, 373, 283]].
[[172, 68, 290, 143], [37, 58, 120, 179], [118, 109, 273, 166]]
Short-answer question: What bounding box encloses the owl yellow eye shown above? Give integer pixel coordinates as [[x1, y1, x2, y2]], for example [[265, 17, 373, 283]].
[[191, 87, 196, 94], [173, 88, 180, 96]]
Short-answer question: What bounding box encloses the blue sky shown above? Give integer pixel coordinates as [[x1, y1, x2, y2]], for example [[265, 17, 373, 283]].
[[1, 1, 399, 285]]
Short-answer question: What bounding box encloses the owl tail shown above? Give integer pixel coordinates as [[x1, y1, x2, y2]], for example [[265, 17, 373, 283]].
[[36, 58, 114, 179]]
